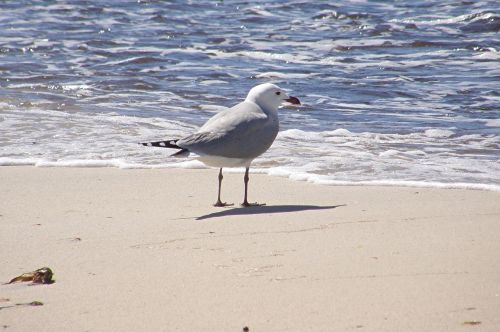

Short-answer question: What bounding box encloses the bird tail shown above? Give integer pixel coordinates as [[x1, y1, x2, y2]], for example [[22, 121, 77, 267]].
[[140, 139, 190, 157], [140, 139, 180, 149], [171, 148, 190, 157]]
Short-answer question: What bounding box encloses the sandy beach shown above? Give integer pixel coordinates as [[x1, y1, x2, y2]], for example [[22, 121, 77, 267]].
[[0, 166, 499, 331]]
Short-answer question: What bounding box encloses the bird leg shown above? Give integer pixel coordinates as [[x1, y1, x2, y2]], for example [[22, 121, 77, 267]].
[[214, 168, 233, 207], [242, 167, 265, 207]]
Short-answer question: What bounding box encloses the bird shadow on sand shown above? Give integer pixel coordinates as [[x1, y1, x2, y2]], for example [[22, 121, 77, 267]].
[[196, 204, 345, 220]]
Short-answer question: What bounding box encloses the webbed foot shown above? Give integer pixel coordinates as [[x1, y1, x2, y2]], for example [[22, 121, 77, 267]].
[[214, 200, 234, 207], [241, 201, 266, 207]]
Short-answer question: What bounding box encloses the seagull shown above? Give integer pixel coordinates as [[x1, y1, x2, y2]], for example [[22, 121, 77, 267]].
[[141, 83, 300, 207]]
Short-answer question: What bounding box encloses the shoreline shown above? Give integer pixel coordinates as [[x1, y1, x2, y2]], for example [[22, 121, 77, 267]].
[[1, 166, 499, 331], [0, 161, 498, 192]]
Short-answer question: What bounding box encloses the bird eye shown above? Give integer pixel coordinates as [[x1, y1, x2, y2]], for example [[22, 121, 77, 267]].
[[275, 91, 281, 96]]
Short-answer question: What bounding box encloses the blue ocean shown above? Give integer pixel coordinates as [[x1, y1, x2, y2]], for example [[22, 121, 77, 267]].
[[0, 0, 499, 190]]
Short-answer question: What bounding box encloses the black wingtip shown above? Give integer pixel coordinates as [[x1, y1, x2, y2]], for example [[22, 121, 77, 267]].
[[139, 140, 181, 149]]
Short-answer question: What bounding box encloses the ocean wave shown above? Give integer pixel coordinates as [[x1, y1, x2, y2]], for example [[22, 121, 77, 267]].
[[1, 0, 498, 193]]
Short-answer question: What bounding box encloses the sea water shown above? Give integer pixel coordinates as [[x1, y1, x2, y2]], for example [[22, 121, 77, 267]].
[[0, 1, 499, 190]]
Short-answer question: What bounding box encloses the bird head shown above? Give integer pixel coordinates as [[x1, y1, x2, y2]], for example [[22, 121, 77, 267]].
[[245, 83, 300, 111]]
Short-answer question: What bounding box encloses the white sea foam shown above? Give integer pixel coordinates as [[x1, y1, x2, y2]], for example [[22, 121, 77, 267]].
[[246, 7, 275, 17], [36, 159, 131, 168], [238, 50, 312, 64], [255, 72, 315, 79], [323, 128, 354, 137], [424, 129, 455, 138], [474, 50, 500, 60], [62, 84, 92, 91], [199, 80, 228, 86], [379, 149, 400, 158], [484, 118, 500, 127], [168, 160, 206, 169], [0, 158, 39, 166], [306, 179, 500, 192], [390, 11, 497, 26]]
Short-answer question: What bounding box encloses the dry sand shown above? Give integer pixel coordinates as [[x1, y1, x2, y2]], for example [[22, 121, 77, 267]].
[[0, 166, 499, 331]]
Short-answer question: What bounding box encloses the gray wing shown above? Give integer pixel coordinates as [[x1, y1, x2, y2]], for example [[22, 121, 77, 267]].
[[177, 101, 279, 159]]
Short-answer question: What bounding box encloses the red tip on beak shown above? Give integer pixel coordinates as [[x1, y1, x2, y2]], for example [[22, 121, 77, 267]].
[[285, 96, 301, 105]]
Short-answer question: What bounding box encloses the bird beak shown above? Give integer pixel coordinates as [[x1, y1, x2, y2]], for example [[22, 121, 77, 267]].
[[284, 96, 301, 105]]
